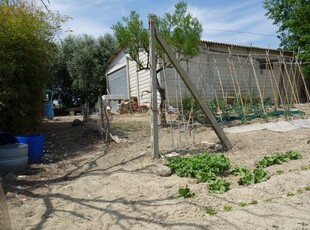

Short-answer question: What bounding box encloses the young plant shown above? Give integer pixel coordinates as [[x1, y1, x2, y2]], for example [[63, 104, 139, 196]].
[[208, 178, 230, 194], [249, 200, 258, 205], [255, 151, 302, 168], [263, 198, 273, 202], [236, 167, 269, 186], [304, 186, 310, 191], [276, 169, 284, 175], [176, 185, 195, 198], [166, 153, 230, 182], [223, 204, 232, 211], [287, 192, 294, 196], [238, 202, 247, 207], [205, 208, 217, 215]]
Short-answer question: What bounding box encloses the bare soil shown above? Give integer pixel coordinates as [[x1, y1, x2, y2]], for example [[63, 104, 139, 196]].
[[2, 104, 310, 230]]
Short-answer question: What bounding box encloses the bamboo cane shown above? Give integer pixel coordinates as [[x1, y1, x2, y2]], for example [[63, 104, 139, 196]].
[[249, 55, 266, 113]]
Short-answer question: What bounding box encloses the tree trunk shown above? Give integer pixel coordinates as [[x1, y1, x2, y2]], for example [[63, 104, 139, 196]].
[[157, 86, 168, 127]]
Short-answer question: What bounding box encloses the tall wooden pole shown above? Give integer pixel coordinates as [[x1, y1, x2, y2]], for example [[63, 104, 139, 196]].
[[149, 18, 159, 158], [154, 25, 233, 150]]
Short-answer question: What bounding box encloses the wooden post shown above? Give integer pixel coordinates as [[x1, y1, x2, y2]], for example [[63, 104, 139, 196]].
[[149, 18, 159, 158], [154, 27, 233, 150]]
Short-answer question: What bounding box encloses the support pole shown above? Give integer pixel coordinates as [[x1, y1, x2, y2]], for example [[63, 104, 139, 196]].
[[154, 25, 233, 150], [149, 18, 159, 158]]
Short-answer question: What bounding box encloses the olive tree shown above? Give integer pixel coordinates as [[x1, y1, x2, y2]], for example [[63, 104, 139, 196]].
[[112, 1, 203, 126]]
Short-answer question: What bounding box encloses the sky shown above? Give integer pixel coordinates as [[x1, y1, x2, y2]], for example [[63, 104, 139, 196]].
[[49, 0, 281, 49]]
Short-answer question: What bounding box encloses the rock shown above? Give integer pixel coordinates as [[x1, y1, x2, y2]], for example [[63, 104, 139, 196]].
[[165, 152, 180, 158], [155, 164, 172, 177], [200, 141, 216, 148], [109, 133, 121, 143], [200, 141, 209, 147], [72, 119, 82, 127], [215, 144, 223, 151]]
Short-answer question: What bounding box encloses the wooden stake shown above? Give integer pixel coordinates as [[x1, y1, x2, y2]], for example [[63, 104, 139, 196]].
[[249, 55, 266, 113], [149, 18, 159, 158], [155, 27, 233, 150]]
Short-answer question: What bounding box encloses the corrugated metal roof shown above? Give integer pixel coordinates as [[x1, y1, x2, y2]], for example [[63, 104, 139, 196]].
[[105, 40, 294, 70], [201, 40, 293, 55]]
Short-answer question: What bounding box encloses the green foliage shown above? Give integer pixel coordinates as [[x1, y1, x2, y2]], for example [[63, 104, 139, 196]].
[[176, 185, 195, 198], [205, 208, 217, 215], [287, 192, 294, 196], [301, 165, 310, 170], [182, 95, 277, 125], [232, 166, 269, 186], [276, 169, 284, 175], [112, 1, 202, 68], [255, 150, 302, 168], [166, 153, 230, 183], [208, 178, 230, 194], [51, 34, 116, 108], [0, 0, 67, 133], [249, 200, 258, 205], [264, 0, 310, 75], [238, 202, 247, 207], [112, 2, 202, 125], [304, 185, 310, 191], [223, 204, 232, 212]]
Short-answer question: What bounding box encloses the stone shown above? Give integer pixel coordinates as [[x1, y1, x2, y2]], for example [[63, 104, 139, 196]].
[[215, 144, 223, 151], [165, 152, 180, 158], [72, 119, 82, 127], [155, 164, 172, 177]]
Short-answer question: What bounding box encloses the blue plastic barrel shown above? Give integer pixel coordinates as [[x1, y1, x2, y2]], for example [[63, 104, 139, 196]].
[[15, 134, 44, 163], [43, 101, 54, 120]]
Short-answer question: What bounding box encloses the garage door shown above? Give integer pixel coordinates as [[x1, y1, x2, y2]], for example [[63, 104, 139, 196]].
[[107, 66, 129, 99]]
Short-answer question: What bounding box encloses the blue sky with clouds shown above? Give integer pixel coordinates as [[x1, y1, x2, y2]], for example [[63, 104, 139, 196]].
[[49, 0, 281, 49]]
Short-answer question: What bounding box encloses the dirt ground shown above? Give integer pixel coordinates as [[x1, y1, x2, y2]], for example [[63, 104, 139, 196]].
[[2, 104, 310, 230]]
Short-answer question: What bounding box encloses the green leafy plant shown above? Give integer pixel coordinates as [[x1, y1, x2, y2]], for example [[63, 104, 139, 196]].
[[304, 186, 310, 191], [234, 166, 269, 186], [223, 204, 232, 211], [166, 153, 230, 183], [208, 178, 230, 194], [301, 165, 310, 170], [276, 169, 284, 175], [238, 202, 247, 207], [255, 151, 302, 168], [249, 200, 258, 205], [231, 166, 250, 176], [205, 208, 217, 215], [287, 192, 294, 196], [263, 198, 274, 202], [176, 185, 195, 198], [253, 168, 270, 183], [297, 189, 303, 194]]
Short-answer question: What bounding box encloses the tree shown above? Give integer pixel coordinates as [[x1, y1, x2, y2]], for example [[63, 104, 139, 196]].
[[264, 0, 310, 74], [51, 34, 116, 111], [112, 1, 203, 126], [0, 0, 66, 133]]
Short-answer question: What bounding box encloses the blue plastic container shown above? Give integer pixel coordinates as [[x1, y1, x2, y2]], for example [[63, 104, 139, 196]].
[[43, 101, 54, 120], [15, 134, 44, 163]]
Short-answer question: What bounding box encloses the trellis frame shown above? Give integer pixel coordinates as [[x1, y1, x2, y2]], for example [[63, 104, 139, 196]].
[[149, 18, 233, 158]]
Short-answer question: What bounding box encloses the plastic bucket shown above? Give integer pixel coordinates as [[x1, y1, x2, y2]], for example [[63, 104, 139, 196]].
[[15, 134, 44, 163]]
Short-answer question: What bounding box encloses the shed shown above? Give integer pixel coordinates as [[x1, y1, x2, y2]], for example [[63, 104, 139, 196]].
[[105, 41, 302, 112]]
